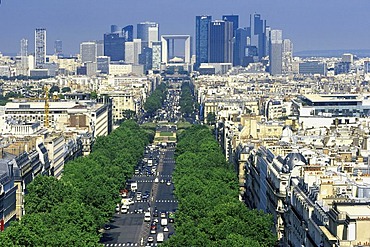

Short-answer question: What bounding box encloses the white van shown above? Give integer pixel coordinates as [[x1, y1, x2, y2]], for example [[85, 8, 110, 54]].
[[161, 218, 168, 226], [157, 232, 164, 242], [144, 212, 151, 222]]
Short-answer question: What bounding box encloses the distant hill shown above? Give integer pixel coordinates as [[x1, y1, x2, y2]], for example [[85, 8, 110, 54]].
[[295, 49, 370, 58]]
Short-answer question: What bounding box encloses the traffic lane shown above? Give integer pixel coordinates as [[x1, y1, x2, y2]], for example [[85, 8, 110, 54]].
[[156, 183, 174, 200], [116, 214, 144, 243], [135, 177, 154, 194], [161, 162, 175, 176], [102, 213, 143, 244]]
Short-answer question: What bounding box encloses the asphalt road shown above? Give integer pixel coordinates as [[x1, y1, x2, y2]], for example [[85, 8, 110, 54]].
[[100, 146, 177, 247]]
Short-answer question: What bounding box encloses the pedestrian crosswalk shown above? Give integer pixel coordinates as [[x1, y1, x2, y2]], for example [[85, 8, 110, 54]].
[[155, 199, 178, 203], [103, 243, 158, 247], [104, 243, 139, 246], [133, 174, 172, 178]]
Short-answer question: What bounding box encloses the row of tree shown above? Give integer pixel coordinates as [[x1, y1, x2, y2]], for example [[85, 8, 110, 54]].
[[0, 120, 150, 246], [143, 83, 167, 115], [179, 81, 195, 116], [163, 125, 276, 247]]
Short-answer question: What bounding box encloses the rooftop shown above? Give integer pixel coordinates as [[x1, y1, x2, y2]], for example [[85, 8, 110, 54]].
[[337, 205, 370, 218]]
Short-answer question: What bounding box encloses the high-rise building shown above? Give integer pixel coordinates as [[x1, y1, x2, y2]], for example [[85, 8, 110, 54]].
[[54, 40, 62, 56], [234, 28, 248, 66], [80, 42, 97, 63], [195, 15, 212, 69], [111, 25, 120, 33], [139, 47, 153, 72], [247, 14, 266, 60], [137, 22, 159, 48], [122, 25, 134, 42], [104, 25, 133, 62], [125, 39, 141, 64], [222, 15, 238, 35], [208, 20, 233, 63], [96, 40, 104, 57], [19, 38, 28, 75], [104, 33, 125, 61], [282, 39, 293, 74], [269, 30, 283, 75], [147, 26, 159, 48], [265, 26, 271, 56], [152, 41, 162, 71], [35, 28, 46, 68], [222, 15, 239, 66]]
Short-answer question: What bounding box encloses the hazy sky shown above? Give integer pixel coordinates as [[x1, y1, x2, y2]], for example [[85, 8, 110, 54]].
[[1, 0, 370, 55]]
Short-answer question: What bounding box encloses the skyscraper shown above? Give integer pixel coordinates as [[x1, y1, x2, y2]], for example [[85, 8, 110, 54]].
[[269, 30, 283, 75], [111, 25, 120, 33], [265, 26, 271, 57], [125, 39, 141, 64], [96, 40, 104, 57], [234, 28, 247, 66], [222, 15, 238, 35], [104, 25, 133, 62], [35, 28, 46, 68], [54, 40, 62, 56], [19, 38, 28, 75], [104, 33, 125, 61], [282, 39, 293, 74], [247, 13, 267, 60], [208, 20, 233, 63], [152, 41, 162, 71], [222, 15, 239, 66], [137, 22, 159, 48], [139, 47, 153, 72], [122, 25, 134, 42], [195, 15, 212, 69], [80, 42, 97, 63]]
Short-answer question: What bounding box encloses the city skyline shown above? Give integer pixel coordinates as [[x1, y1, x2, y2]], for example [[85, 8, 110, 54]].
[[1, 0, 370, 55]]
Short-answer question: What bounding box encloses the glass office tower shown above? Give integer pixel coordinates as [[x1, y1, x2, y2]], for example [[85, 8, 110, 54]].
[[195, 15, 212, 69]]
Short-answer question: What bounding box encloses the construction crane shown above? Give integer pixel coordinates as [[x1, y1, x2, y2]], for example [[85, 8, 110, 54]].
[[44, 85, 50, 128]]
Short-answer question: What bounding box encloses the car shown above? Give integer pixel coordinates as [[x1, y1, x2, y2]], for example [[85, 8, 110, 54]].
[[115, 204, 120, 212], [137, 208, 143, 213], [150, 228, 156, 234], [160, 212, 166, 218], [147, 236, 154, 243], [153, 211, 158, 217], [169, 212, 175, 222], [160, 179, 165, 183], [157, 233, 164, 243], [154, 177, 159, 183], [163, 226, 169, 232], [166, 180, 171, 186], [103, 224, 111, 230]]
